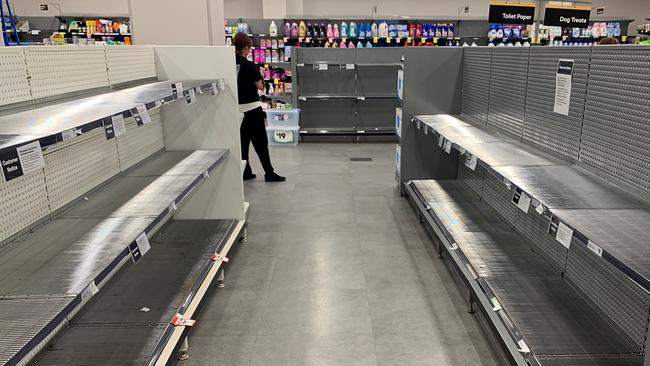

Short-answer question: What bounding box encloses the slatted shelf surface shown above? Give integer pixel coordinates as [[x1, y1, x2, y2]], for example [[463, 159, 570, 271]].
[[34, 219, 235, 366], [0, 149, 227, 365], [410, 179, 642, 365]]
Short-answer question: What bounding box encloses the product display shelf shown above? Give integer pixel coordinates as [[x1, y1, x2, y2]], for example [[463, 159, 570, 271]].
[[406, 179, 644, 366], [412, 114, 650, 292], [0, 80, 221, 153], [0, 149, 229, 366], [33, 217, 246, 366]]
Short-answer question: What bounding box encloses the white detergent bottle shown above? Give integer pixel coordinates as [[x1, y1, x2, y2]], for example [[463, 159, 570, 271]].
[[269, 21, 278, 36]]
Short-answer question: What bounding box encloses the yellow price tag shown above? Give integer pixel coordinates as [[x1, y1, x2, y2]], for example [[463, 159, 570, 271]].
[[421, 37, 426, 43], [433, 37, 438, 44], [622, 36, 627, 42], [407, 37, 412, 43], [386, 37, 391, 44], [373, 37, 378, 43]]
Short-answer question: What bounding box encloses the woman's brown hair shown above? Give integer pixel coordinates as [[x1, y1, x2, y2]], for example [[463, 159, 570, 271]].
[[233, 32, 253, 52]]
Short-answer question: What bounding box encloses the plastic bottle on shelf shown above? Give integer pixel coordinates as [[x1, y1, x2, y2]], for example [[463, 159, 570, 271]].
[[348, 40, 355, 48], [341, 22, 348, 38], [332, 41, 339, 48], [333, 23, 340, 38], [291, 22, 298, 37], [365, 40, 373, 48], [340, 40, 347, 48], [614, 22, 621, 37], [284, 22, 291, 37], [349, 22, 358, 38], [327, 23, 333, 38], [306, 22, 313, 37], [371, 22, 378, 38], [448, 24, 455, 37], [269, 21, 278, 36], [298, 21, 306, 37], [416, 23, 423, 38], [358, 23, 366, 39], [365, 23, 372, 38], [356, 40, 363, 48], [378, 21, 388, 38]]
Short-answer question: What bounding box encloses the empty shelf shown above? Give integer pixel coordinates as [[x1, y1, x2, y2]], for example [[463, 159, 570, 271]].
[[34, 219, 237, 366], [0, 149, 228, 365], [408, 179, 642, 365]]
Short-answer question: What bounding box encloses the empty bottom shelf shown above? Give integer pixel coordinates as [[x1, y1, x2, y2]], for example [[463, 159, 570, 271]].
[[409, 179, 642, 365], [34, 219, 236, 366]]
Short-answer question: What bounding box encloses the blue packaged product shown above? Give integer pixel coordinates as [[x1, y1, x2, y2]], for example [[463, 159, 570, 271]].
[[341, 22, 348, 38], [358, 23, 365, 39], [488, 24, 497, 39], [503, 26, 512, 38], [512, 26, 521, 38], [357, 40, 363, 48], [496, 25, 503, 39], [365, 41, 373, 48], [448, 24, 455, 37]]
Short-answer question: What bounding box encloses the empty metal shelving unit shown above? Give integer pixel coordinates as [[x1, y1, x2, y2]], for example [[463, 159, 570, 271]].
[[0, 46, 247, 366], [399, 46, 650, 366], [295, 48, 403, 136]]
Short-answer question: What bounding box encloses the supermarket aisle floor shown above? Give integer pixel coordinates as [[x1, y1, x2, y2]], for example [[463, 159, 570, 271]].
[[175, 143, 500, 366]]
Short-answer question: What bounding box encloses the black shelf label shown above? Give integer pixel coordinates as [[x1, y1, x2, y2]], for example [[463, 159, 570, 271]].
[[544, 6, 591, 27], [0, 148, 23, 181], [489, 3, 535, 25]]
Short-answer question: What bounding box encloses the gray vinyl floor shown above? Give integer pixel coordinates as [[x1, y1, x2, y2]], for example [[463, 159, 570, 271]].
[[175, 143, 500, 366]]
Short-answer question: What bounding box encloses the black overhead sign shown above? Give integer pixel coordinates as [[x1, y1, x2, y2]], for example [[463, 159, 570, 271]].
[[489, 2, 536, 25], [544, 5, 591, 27]]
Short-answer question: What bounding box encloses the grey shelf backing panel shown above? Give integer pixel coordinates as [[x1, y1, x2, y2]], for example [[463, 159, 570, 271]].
[[489, 165, 648, 210], [409, 179, 639, 360], [355, 48, 404, 64], [580, 46, 650, 198], [456, 141, 567, 167], [461, 47, 492, 125], [357, 98, 400, 130], [299, 98, 356, 130], [567, 236, 650, 352], [0, 297, 76, 366], [481, 169, 518, 226], [487, 277, 640, 356], [296, 48, 356, 64], [297, 68, 357, 96], [356, 66, 399, 97], [523, 47, 590, 160], [487, 47, 530, 138], [458, 157, 485, 196]]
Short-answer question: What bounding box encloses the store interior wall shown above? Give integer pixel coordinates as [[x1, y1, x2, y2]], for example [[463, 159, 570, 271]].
[[12, 0, 128, 17], [225, 0, 263, 18]]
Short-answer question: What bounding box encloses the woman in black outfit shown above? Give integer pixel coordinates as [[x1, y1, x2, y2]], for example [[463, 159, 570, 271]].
[[234, 33, 285, 182]]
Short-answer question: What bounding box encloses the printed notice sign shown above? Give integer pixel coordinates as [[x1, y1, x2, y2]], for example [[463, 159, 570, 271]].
[[553, 59, 574, 116], [186, 88, 197, 104], [555, 222, 574, 248], [129, 231, 151, 263], [16, 141, 45, 176], [274, 130, 294, 143], [171, 82, 183, 99], [112, 114, 127, 137], [133, 104, 151, 125], [465, 154, 478, 171]]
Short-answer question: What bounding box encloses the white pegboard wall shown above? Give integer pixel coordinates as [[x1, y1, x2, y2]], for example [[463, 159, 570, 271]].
[[105, 46, 157, 86], [44, 132, 120, 211], [25, 46, 110, 100], [0, 170, 51, 244], [0, 48, 32, 107], [116, 108, 164, 171]]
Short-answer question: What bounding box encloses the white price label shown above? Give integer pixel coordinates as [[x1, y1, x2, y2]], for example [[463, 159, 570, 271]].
[[438, 135, 444, 147], [465, 154, 478, 171], [587, 240, 603, 257], [318, 63, 328, 71], [423, 125, 428, 134], [136, 105, 151, 124], [80, 281, 99, 301], [16, 141, 45, 176], [516, 191, 531, 213], [171, 82, 183, 99], [443, 140, 452, 154], [186, 88, 197, 104], [210, 82, 218, 95], [555, 222, 573, 249], [346, 63, 355, 70], [112, 115, 126, 137], [416, 119, 421, 129], [62, 128, 77, 141], [217, 79, 225, 92], [135, 231, 151, 256], [274, 130, 294, 143], [535, 202, 545, 215]]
